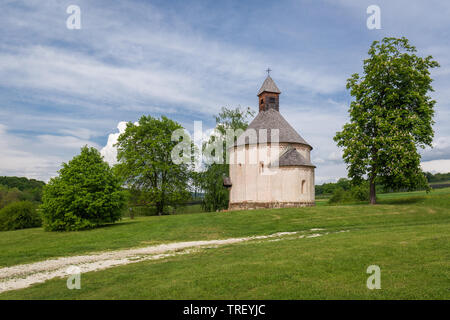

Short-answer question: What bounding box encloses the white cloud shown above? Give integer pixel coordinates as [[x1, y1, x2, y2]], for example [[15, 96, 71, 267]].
[[1, 0, 450, 185], [421, 159, 450, 174], [0, 41, 345, 117], [421, 136, 450, 161], [37, 135, 99, 150], [327, 151, 344, 161], [100, 122, 129, 166], [0, 46, 220, 114], [432, 136, 450, 151], [0, 124, 61, 181], [58, 128, 98, 140], [118, 105, 178, 114], [0, 123, 101, 181], [0, 0, 348, 120]]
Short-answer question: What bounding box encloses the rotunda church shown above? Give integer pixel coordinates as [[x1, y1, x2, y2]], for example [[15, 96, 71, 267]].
[[225, 75, 316, 210]]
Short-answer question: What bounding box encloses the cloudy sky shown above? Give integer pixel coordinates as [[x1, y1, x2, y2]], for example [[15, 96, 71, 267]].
[[0, 0, 449, 184]]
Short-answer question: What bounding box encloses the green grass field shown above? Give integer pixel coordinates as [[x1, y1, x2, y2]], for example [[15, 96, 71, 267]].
[[430, 180, 450, 185], [0, 188, 449, 299]]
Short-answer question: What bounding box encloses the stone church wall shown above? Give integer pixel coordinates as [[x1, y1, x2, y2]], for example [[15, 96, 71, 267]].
[[228, 143, 315, 210]]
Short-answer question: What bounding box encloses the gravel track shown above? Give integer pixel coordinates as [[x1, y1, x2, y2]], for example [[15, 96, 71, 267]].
[[0, 229, 348, 294]]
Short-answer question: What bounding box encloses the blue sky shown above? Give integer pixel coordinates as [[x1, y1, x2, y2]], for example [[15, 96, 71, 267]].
[[0, 0, 449, 183]]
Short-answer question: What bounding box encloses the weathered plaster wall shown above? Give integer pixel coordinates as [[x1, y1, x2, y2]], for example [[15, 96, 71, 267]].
[[228, 143, 315, 210]]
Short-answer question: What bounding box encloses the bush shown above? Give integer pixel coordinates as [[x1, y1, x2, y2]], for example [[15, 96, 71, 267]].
[[350, 184, 370, 201], [0, 201, 42, 231], [0, 177, 45, 207], [328, 184, 370, 204], [0, 187, 23, 209], [328, 187, 353, 204], [41, 146, 127, 231]]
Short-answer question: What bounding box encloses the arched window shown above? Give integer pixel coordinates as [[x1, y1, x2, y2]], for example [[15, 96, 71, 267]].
[[301, 180, 306, 194]]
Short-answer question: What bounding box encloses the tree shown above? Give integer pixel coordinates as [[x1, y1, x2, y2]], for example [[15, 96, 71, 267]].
[[0, 201, 41, 231], [41, 146, 126, 231], [334, 37, 439, 204], [214, 107, 255, 139], [198, 162, 229, 212], [0, 176, 45, 191], [199, 107, 254, 211], [115, 115, 192, 215], [0, 187, 23, 209]]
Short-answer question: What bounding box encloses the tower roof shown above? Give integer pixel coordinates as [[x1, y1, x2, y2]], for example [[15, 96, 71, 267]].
[[235, 108, 312, 148], [257, 75, 281, 95], [277, 147, 315, 167]]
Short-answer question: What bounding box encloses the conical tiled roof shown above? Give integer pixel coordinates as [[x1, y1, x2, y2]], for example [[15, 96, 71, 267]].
[[257, 76, 281, 95], [235, 109, 312, 148], [277, 147, 315, 167]]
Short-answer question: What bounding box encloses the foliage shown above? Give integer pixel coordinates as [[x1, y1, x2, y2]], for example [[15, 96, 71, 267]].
[[0, 177, 45, 209], [425, 172, 450, 183], [199, 163, 229, 212], [315, 173, 447, 196], [0, 176, 45, 192], [214, 106, 255, 138], [328, 188, 353, 204], [115, 115, 192, 215], [0, 201, 42, 231], [189, 171, 204, 201], [328, 183, 370, 204], [315, 178, 352, 195], [199, 107, 255, 212], [334, 37, 439, 204], [350, 184, 370, 201], [0, 186, 22, 209], [0, 186, 43, 209], [41, 146, 126, 231]]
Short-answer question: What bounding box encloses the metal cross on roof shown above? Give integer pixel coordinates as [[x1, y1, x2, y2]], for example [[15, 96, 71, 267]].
[[266, 67, 272, 75]]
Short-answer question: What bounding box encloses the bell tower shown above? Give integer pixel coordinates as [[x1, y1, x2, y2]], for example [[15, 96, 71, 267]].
[[257, 70, 281, 112]]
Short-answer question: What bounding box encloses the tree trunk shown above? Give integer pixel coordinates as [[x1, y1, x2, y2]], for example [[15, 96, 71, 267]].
[[156, 202, 163, 216], [370, 147, 378, 205], [369, 177, 376, 205]]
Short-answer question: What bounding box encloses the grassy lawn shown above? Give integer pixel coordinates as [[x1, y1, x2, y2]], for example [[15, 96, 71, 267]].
[[430, 180, 450, 185], [0, 188, 449, 299]]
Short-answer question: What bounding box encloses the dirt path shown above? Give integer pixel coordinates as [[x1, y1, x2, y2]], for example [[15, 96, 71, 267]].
[[0, 229, 347, 294]]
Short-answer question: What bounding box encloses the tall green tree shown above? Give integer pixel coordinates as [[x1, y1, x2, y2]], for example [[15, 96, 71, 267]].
[[334, 37, 439, 204], [200, 107, 254, 212], [214, 107, 255, 139], [41, 146, 126, 231], [115, 115, 191, 215]]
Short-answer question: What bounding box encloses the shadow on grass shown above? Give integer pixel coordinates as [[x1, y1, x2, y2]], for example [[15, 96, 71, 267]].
[[324, 201, 369, 207], [324, 196, 427, 206], [92, 220, 140, 230], [378, 196, 427, 205]]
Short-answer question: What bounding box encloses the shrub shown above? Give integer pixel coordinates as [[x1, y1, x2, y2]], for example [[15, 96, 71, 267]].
[[0, 187, 23, 209], [41, 146, 127, 231], [328, 187, 353, 204], [0, 201, 42, 231], [350, 184, 370, 201], [329, 184, 370, 204]]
